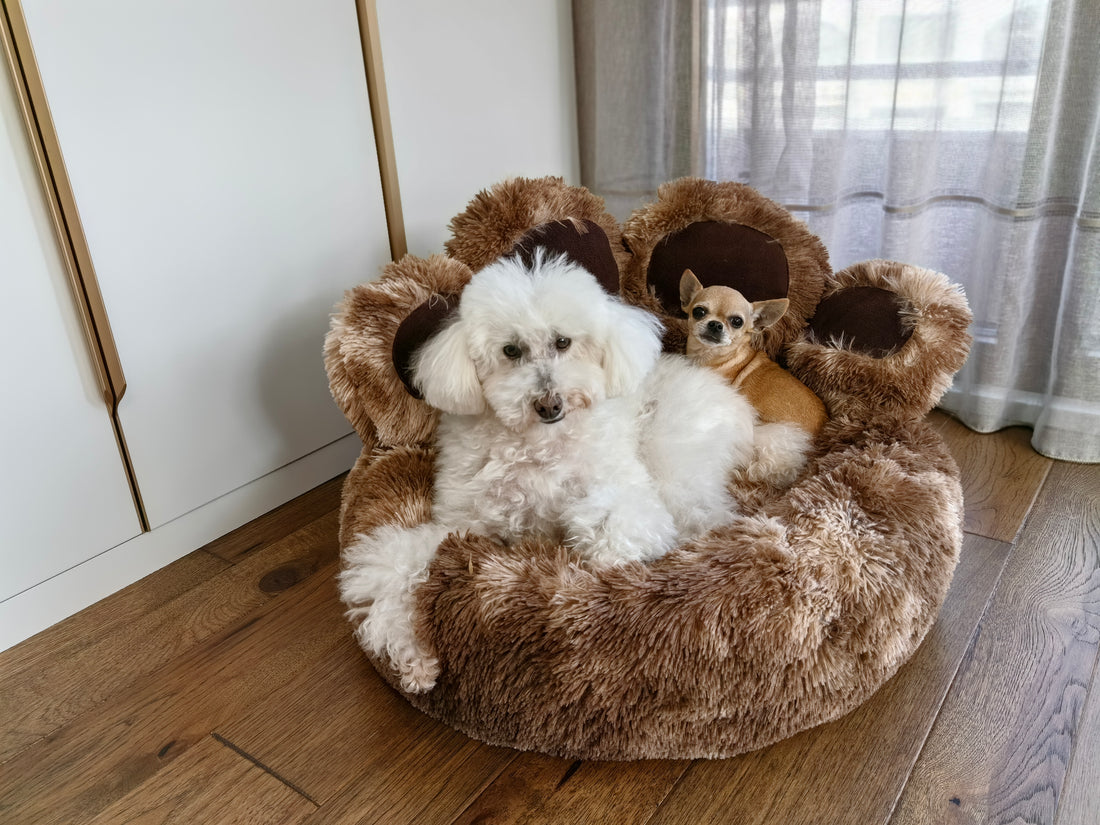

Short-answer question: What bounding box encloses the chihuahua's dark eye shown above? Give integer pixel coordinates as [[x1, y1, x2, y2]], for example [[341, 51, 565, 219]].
[[555, 337, 571, 351], [503, 343, 522, 359], [692, 306, 707, 320], [730, 315, 745, 329]]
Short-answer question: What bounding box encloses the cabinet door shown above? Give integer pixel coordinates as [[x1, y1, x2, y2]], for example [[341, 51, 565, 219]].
[[377, 0, 580, 256], [1, 66, 142, 603], [19, 0, 390, 528]]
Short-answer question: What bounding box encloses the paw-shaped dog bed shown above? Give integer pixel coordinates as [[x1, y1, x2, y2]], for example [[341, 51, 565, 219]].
[[325, 176, 972, 760]]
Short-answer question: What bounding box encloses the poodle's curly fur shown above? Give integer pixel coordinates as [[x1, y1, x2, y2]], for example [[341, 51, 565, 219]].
[[340, 253, 756, 692]]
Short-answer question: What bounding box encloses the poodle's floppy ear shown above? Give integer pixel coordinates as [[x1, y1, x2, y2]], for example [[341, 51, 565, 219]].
[[600, 302, 663, 398], [412, 319, 485, 415]]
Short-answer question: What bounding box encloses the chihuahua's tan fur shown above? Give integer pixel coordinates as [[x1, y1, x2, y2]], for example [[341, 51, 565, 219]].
[[680, 269, 827, 439]]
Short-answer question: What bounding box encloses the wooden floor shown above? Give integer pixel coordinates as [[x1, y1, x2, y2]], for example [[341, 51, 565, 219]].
[[2, 412, 1098, 824]]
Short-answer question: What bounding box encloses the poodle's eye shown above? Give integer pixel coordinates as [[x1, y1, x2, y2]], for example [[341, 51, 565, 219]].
[[729, 316, 745, 329], [555, 337, 571, 351], [692, 306, 707, 320], [502, 343, 522, 360]]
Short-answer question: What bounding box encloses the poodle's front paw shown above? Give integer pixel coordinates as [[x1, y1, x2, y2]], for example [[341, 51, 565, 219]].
[[340, 523, 451, 693], [568, 497, 678, 565], [350, 606, 440, 693], [396, 651, 440, 693]]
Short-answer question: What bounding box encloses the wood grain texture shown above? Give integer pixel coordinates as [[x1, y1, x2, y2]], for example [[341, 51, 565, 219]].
[[199, 474, 345, 563], [890, 461, 1100, 825], [0, 550, 228, 679], [0, 564, 345, 824], [1055, 653, 1100, 825], [927, 411, 1053, 543], [448, 752, 575, 825], [85, 735, 316, 825], [216, 630, 519, 822], [299, 723, 512, 825], [0, 512, 339, 764], [646, 532, 1011, 825], [456, 756, 690, 825], [214, 633, 474, 803]]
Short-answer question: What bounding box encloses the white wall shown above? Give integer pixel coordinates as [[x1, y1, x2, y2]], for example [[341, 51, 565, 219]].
[[378, 0, 580, 256]]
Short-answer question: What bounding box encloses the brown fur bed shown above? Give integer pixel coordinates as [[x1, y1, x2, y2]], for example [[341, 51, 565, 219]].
[[324, 177, 972, 760]]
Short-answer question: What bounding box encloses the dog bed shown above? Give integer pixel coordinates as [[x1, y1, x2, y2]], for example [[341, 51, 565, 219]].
[[325, 176, 972, 760]]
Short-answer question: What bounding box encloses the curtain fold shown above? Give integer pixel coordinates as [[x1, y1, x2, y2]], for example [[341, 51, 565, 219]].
[[573, 0, 699, 219], [573, 0, 1099, 462], [954, 0, 1099, 462]]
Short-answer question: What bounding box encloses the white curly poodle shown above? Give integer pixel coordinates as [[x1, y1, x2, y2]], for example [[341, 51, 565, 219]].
[[340, 253, 756, 692]]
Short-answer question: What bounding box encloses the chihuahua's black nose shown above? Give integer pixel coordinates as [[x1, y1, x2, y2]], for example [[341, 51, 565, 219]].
[[707, 320, 724, 334], [534, 392, 564, 422]]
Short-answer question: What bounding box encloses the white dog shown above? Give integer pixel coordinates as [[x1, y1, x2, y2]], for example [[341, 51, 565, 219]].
[[340, 253, 756, 692]]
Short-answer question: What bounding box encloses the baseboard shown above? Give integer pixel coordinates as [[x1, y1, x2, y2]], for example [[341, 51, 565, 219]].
[[0, 432, 363, 652]]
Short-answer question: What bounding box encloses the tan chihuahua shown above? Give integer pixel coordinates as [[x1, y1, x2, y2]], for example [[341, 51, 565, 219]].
[[680, 269, 827, 439]]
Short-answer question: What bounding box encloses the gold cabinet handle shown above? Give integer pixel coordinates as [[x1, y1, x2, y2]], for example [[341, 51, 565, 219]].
[[3, 0, 147, 530], [2, 0, 127, 409], [355, 0, 406, 261]]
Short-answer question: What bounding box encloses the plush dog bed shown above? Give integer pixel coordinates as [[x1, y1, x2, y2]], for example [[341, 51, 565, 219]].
[[325, 177, 972, 760]]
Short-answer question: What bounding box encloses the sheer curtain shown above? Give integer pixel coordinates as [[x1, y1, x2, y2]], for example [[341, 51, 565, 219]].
[[573, 0, 1099, 462]]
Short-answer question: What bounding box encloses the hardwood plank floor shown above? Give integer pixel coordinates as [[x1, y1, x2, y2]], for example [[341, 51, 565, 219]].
[[1056, 650, 1100, 825], [890, 461, 1100, 825], [0, 511, 338, 764], [2, 414, 1096, 825], [84, 735, 318, 825], [926, 412, 1052, 544]]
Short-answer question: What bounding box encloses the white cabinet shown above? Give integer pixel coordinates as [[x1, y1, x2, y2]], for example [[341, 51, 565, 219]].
[[0, 65, 142, 603], [19, 0, 390, 528], [1, 0, 579, 650], [1, 0, 386, 647], [377, 0, 579, 256]]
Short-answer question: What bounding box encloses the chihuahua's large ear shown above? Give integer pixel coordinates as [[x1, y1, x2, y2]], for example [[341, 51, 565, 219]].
[[411, 319, 485, 415], [679, 269, 704, 312], [752, 298, 790, 330], [600, 302, 663, 398]]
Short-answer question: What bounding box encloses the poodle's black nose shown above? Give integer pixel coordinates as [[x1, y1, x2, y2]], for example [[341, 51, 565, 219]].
[[534, 392, 564, 423]]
